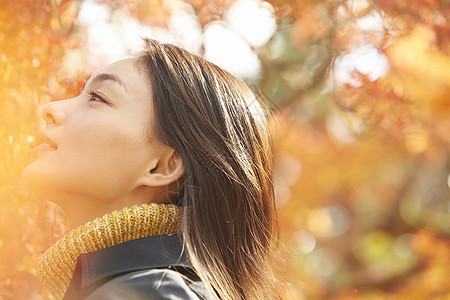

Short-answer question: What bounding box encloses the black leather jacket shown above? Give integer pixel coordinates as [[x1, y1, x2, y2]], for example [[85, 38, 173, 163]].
[[63, 235, 214, 300]]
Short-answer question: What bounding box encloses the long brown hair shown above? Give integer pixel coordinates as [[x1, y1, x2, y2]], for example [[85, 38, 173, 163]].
[[137, 38, 280, 300]]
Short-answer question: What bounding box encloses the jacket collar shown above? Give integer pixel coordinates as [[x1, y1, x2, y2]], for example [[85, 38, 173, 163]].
[[65, 234, 192, 299]]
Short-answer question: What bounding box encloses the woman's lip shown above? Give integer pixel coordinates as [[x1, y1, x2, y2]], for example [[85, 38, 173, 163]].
[[32, 143, 57, 151], [35, 132, 58, 149]]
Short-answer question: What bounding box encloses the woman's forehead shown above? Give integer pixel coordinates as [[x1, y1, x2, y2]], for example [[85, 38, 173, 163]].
[[95, 58, 152, 99]]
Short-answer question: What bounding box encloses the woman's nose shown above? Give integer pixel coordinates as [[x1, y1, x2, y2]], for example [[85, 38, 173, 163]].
[[42, 99, 70, 125], [42, 102, 59, 125]]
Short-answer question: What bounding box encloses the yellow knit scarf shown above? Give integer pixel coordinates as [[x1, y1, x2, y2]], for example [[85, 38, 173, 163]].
[[37, 203, 180, 300]]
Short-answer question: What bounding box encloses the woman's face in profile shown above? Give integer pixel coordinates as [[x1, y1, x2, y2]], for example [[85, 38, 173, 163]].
[[22, 58, 162, 204]]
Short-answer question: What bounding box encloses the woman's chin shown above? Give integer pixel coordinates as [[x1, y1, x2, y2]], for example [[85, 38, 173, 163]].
[[22, 163, 59, 203], [22, 163, 38, 191]]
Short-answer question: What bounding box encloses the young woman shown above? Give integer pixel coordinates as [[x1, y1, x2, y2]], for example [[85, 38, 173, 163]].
[[22, 38, 280, 300]]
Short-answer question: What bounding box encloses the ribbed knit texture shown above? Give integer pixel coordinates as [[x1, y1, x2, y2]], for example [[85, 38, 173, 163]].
[[37, 203, 181, 300]]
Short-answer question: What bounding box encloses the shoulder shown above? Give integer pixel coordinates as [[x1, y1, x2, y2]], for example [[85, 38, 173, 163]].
[[64, 235, 215, 300], [84, 268, 212, 300]]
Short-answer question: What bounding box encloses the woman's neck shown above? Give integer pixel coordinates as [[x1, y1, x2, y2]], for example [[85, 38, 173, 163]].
[[41, 187, 166, 229]]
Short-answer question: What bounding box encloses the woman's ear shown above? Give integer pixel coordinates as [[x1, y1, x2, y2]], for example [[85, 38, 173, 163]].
[[137, 148, 184, 188]]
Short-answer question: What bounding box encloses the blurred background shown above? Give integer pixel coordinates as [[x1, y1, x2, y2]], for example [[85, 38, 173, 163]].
[[0, 0, 449, 299]]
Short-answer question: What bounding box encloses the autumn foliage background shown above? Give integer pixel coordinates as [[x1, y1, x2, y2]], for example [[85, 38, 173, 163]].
[[0, 0, 449, 299]]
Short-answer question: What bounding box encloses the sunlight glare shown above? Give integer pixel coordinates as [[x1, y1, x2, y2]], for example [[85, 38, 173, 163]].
[[357, 10, 384, 32], [77, 0, 174, 71], [168, 6, 203, 54], [225, 0, 277, 48], [333, 45, 390, 87], [203, 22, 261, 81]]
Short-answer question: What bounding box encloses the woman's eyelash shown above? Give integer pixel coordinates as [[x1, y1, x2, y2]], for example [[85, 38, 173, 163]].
[[87, 90, 106, 103]]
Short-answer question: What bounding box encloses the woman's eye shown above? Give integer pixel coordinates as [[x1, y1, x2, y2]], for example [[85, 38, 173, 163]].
[[87, 91, 105, 103]]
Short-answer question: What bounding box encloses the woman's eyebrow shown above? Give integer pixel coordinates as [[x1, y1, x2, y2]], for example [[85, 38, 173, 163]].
[[89, 73, 128, 93]]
